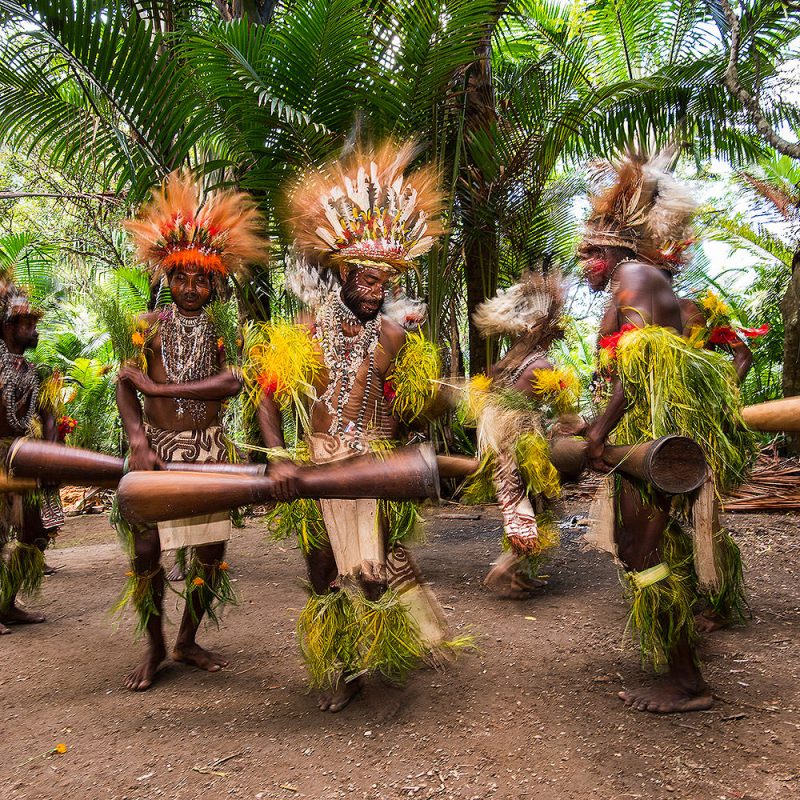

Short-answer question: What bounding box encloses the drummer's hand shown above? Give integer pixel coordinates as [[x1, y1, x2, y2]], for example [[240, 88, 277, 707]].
[[128, 437, 162, 471], [270, 460, 300, 502], [586, 432, 611, 473]]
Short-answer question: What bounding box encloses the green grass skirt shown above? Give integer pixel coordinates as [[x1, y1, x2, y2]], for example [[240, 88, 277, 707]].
[[613, 326, 757, 493], [297, 585, 470, 689]]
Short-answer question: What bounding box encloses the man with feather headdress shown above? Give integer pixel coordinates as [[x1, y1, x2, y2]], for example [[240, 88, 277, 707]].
[[248, 142, 467, 712], [0, 279, 64, 633], [115, 171, 277, 690], [580, 154, 756, 713], [463, 271, 581, 598]]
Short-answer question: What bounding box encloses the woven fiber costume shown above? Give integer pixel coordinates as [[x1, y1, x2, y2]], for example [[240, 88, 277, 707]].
[[246, 142, 468, 689], [115, 171, 265, 632], [0, 280, 65, 621], [584, 155, 757, 670], [463, 272, 579, 590]]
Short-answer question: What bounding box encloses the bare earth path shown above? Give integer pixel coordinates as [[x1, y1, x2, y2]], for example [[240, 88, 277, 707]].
[[2, 501, 798, 800]]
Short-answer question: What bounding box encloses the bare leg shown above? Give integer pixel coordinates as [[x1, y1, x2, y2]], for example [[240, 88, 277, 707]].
[[307, 544, 361, 713], [0, 503, 47, 626], [173, 542, 228, 672], [124, 526, 166, 691], [615, 479, 712, 714]]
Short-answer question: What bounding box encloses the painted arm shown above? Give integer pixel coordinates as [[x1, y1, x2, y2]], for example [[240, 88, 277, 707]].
[[117, 364, 242, 401], [256, 393, 286, 449], [116, 376, 161, 471], [255, 393, 300, 500]]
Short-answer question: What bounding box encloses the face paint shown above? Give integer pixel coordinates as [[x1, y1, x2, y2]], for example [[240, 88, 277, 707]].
[[341, 267, 393, 322]]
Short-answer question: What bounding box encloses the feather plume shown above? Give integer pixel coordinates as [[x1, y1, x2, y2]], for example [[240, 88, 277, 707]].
[[284, 251, 341, 309], [583, 153, 697, 273], [285, 141, 445, 274], [0, 280, 41, 323], [472, 271, 563, 338], [125, 170, 269, 285]]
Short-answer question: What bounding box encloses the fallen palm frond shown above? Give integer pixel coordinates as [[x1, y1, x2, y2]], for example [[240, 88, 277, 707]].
[[723, 456, 800, 510]]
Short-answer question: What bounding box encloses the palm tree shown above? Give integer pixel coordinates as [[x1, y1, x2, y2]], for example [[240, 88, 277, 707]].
[[0, 0, 798, 373]]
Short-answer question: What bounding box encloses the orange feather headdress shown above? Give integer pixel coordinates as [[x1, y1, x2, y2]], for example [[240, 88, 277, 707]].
[[125, 170, 269, 287], [582, 153, 697, 273], [285, 141, 445, 275]]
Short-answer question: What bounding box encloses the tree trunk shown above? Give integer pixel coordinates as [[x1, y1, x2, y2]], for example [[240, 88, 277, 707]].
[[231, 0, 279, 24], [780, 248, 800, 452], [460, 33, 498, 376]]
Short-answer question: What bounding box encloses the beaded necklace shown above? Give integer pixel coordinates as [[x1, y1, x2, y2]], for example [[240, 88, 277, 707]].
[[159, 304, 217, 423], [315, 290, 381, 449], [0, 340, 39, 434]]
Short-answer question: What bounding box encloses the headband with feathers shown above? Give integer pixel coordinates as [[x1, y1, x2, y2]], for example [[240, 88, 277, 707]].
[[0, 260, 43, 324], [473, 271, 564, 340], [285, 140, 445, 275], [582, 153, 697, 273], [125, 170, 269, 289]]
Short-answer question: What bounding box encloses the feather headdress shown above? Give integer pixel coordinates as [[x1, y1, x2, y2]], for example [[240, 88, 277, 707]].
[[125, 170, 269, 287], [286, 140, 445, 274], [473, 271, 564, 339], [285, 250, 428, 329], [0, 280, 41, 323], [0, 259, 42, 324], [583, 153, 697, 273]]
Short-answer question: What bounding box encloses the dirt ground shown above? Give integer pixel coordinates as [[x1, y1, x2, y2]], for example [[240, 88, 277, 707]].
[[2, 497, 799, 800]]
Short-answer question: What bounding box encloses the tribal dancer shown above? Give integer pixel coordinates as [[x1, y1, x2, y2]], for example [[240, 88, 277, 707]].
[[461, 272, 580, 598], [251, 142, 465, 712], [115, 171, 273, 689], [581, 154, 756, 713], [0, 279, 64, 633]]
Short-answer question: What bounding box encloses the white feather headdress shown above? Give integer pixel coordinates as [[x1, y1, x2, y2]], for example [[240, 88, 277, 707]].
[[473, 271, 563, 338]]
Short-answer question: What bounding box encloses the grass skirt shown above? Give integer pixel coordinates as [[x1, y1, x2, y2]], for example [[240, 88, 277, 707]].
[[612, 326, 756, 493]]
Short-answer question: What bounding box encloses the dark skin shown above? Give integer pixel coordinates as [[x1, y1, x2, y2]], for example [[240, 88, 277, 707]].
[[581, 243, 713, 714], [115, 264, 244, 690], [258, 266, 407, 712], [0, 312, 57, 631], [483, 333, 557, 599]]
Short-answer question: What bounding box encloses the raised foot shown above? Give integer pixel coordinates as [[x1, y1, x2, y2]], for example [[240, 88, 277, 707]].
[[0, 605, 46, 625], [619, 681, 713, 714], [695, 610, 726, 634], [173, 643, 228, 672], [318, 676, 362, 713], [166, 563, 186, 582], [124, 642, 167, 691]]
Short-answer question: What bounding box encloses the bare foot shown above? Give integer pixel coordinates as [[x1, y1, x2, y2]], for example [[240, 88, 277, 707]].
[[43, 562, 58, 576], [0, 621, 11, 634], [484, 560, 546, 600], [318, 676, 362, 713], [124, 641, 167, 691], [166, 563, 185, 582], [0, 605, 46, 625], [619, 680, 713, 714], [173, 642, 228, 672], [695, 609, 725, 633]]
